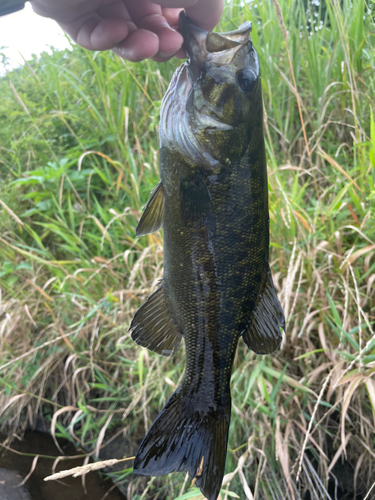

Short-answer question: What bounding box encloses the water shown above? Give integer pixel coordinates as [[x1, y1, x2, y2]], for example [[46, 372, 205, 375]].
[[0, 431, 125, 500]]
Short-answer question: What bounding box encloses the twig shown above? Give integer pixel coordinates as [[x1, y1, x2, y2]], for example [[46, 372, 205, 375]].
[[296, 368, 333, 482], [44, 456, 135, 481]]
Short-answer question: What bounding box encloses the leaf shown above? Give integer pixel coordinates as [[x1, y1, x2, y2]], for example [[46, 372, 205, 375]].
[[365, 378, 375, 426], [18, 455, 39, 486], [341, 376, 363, 455], [293, 210, 312, 233], [174, 488, 204, 500], [26, 279, 54, 302], [294, 349, 326, 360], [275, 417, 295, 500], [262, 366, 315, 395], [319, 149, 362, 191], [220, 490, 240, 498], [51, 406, 78, 454], [347, 245, 375, 265]]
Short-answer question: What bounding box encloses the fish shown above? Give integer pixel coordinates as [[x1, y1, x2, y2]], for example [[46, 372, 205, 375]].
[[129, 12, 285, 500]]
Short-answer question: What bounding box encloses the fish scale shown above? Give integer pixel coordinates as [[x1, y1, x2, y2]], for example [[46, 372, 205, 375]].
[[129, 12, 285, 500]]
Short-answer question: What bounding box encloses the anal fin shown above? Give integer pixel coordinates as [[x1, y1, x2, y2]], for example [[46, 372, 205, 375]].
[[130, 284, 182, 356], [242, 268, 285, 354], [136, 181, 164, 237]]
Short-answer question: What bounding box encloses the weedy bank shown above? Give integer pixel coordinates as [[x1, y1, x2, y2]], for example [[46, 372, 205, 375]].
[[0, 0, 374, 499]]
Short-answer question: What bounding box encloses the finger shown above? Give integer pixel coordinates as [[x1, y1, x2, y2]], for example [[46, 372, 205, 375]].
[[185, 0, 223, 31], [124, 0, 162, 23], [152, 54, 173, 63], [151, 45, 185, 62], [174, 47, 186, 59], [60, 15, 134, 51], [112, 29, 159, 61], [97, 1, 129, 19], [152, 0, 223, 31], [150, 0, 198, 6], [137, 14, 183, 58], [161, 7, 184, 30], [30, 0, 93, 23]]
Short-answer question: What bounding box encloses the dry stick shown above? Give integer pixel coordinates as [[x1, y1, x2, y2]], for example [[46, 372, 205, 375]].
[[296, 368, 333, 483], [100, 482, 119, 500], [0, 441, 87, 462], [18, 456, 40, 486], [44, 456, 135, 481], [179, 472, 190, 497], [364, 480, 375, 500], [0, 198, 24, 226], [348, 263, 364, 371]]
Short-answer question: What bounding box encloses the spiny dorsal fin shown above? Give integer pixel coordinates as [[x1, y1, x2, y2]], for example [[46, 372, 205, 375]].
[[130, 284, 183, 356], [136, 181, 164, 237], [242, 268, 285, 354]]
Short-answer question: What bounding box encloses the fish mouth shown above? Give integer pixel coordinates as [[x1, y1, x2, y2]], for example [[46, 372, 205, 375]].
[[179, 11, 253, 82]]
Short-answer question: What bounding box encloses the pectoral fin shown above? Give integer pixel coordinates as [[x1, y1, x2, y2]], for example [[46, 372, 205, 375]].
[[180, 172, 212, 223], [130, 284, 183, 356], [136, 182, 164, 237], [242, 269, 285, 354]]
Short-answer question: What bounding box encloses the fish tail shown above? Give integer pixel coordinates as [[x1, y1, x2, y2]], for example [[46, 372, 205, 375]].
[[133, 386, 231, 500]]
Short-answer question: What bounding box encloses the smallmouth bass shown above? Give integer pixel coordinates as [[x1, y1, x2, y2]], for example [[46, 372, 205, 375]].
[[130, 12, 285, 500]]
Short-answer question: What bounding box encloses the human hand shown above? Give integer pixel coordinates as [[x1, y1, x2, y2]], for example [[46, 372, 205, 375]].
[[30, 0, 223, 62]]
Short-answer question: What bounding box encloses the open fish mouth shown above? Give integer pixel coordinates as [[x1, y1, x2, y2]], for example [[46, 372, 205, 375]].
[[179, 11, 253, 81]]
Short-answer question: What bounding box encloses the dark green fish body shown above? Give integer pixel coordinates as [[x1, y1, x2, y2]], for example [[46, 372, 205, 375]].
[[130, 13, 285, 500]]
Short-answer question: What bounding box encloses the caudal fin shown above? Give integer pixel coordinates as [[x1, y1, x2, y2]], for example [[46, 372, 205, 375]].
[[133, 387, 231, 500]]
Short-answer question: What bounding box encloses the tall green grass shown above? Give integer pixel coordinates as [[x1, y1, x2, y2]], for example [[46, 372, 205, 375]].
[[0, 0, 375, 498]]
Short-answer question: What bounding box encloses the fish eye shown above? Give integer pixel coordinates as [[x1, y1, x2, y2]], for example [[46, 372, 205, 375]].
[[237, 69, 257, 93]]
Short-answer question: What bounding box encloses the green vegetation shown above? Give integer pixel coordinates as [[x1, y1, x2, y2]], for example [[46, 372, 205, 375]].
[[0, 0, 375, 498]]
